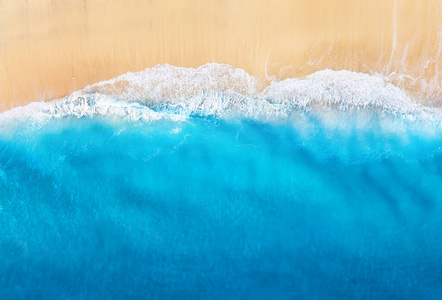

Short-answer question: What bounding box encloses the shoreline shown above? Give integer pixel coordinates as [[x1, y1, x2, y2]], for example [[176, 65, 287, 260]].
[[1, 0, 441, 112]]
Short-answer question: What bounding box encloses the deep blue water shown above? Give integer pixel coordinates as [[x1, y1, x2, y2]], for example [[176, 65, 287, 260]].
[[1, 111, 442, 299]]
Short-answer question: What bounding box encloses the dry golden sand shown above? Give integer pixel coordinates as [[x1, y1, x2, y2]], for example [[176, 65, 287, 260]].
[[0, 0, 441, 111]]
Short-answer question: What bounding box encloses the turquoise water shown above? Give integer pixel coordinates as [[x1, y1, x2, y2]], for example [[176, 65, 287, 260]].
[[1, 109, 442, 299], [1, 65, 442, 298]]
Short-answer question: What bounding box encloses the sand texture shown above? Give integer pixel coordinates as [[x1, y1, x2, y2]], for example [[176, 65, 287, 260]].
[[0, 0, 441, 111]]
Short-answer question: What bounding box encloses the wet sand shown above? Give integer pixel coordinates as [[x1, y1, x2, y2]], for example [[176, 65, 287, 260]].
[[0, 0, 441, 111]]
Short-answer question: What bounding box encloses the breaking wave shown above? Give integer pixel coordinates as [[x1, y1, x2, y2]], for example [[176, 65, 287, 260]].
[[1, 64, 441, 131]]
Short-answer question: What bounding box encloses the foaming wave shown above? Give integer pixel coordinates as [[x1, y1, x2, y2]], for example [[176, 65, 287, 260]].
[[84, 63, 261, 101], [1, 64, 441, 130], [0, 94, 185, 134]]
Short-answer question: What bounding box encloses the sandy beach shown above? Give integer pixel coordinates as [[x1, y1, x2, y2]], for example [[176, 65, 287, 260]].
[[0, 0, 441, 111]]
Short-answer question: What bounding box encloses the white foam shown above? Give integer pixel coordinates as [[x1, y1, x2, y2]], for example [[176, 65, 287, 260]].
[[1, 63, 441, 129], [84, 63, 260, 102], [263, 69, 436, 117], [0, 93, 186, 133]]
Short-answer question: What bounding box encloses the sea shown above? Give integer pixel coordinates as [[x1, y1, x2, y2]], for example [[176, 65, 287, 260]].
[[0, 64, 441, 299]]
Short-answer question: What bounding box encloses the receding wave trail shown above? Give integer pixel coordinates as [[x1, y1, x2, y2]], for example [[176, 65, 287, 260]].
[[1, 64, 442, 298]]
